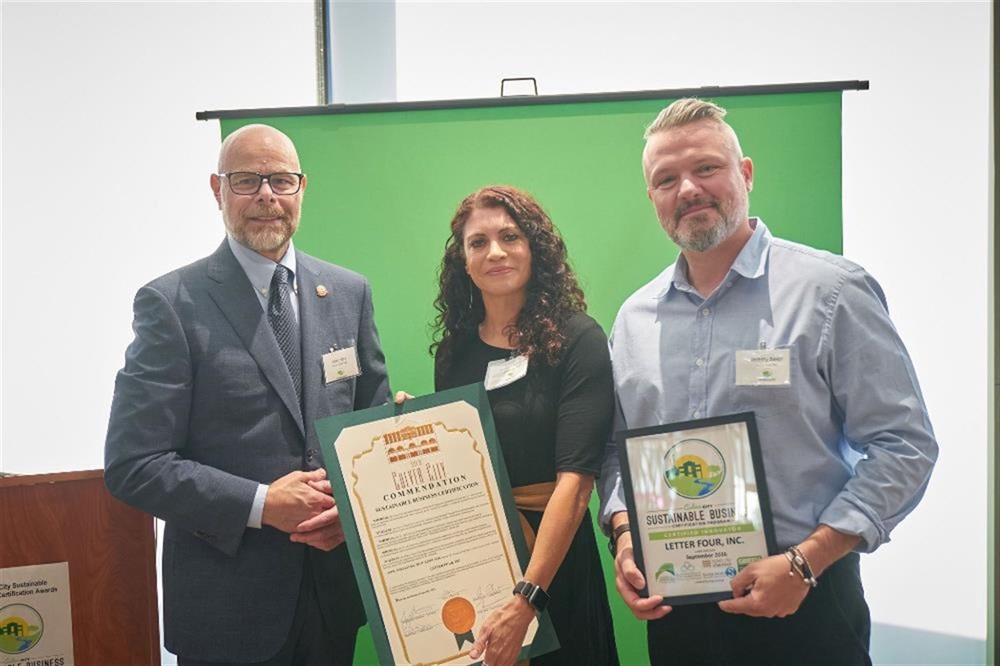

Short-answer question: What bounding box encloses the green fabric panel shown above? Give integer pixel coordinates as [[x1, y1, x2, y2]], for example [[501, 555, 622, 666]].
[[221, 90, 842, 665]]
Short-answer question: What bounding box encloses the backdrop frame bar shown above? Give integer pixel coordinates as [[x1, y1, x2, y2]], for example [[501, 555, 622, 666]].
[[195, 80, 868, 121]]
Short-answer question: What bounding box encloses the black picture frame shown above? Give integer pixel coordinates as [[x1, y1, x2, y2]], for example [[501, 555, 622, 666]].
[[615, 411, 778, 606]]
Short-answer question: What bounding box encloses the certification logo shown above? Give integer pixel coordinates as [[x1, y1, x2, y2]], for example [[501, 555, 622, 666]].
[[663, 438, 726, 499], [0, 603, 43, 655], [654, 563, 676, 584], [725, 567, 738, 578], [737, 556, 762, 571]]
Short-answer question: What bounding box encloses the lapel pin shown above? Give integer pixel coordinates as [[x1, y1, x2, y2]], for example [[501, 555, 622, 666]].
[[316, 285, 328, 297]]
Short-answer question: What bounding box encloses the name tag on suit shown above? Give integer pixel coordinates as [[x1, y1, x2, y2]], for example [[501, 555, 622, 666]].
[[322, 346, 361, 384]]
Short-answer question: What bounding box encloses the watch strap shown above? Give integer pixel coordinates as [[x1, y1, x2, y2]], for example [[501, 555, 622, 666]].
[[512, 579, 550, 613]]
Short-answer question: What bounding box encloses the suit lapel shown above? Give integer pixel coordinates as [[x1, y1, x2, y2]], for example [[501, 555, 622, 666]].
[[205, 241, 305, 436], [297, 254, 329, 431]]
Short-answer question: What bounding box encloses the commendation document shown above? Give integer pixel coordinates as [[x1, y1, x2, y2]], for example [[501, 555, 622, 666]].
[[318, 384, 554, 666]]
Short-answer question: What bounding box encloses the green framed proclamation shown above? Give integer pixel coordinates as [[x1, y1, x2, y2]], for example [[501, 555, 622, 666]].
[[317, 384, 558, 666]]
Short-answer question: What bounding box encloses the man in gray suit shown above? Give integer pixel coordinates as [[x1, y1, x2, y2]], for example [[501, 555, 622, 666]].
[[105, 124, 390, 665]]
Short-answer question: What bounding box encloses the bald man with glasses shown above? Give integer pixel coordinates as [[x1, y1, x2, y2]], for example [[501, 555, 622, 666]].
[[105, 124, 390, 665]]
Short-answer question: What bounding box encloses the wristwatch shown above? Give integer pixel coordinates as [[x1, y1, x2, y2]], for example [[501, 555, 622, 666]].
[[512, 580, 550, 613], [608, 522, 631, 557]]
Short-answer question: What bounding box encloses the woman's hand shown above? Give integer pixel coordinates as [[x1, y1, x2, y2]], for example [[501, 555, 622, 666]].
[[468, 595, 535, 666]]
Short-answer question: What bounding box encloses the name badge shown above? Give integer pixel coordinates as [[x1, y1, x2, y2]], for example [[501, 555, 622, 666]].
[[484, 355, 528, 391], [323, 346, 361, 384], [735, 348, 791, 386]]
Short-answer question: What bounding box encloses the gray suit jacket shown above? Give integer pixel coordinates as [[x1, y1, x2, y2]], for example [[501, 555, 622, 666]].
[[105, 240, 390, 662]]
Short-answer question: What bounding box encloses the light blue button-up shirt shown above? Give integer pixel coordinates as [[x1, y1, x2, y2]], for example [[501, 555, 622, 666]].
[[227, 235, 299, 322], [227, 235, 299, 529], [598, 219, 937, 552]]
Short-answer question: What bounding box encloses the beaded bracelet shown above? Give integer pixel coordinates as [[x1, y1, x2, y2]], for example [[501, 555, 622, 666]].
[[784, 545, 819, 588]]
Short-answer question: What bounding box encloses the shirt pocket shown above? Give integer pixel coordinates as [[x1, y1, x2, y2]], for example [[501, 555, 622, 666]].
[[730, 345, 800, 419]]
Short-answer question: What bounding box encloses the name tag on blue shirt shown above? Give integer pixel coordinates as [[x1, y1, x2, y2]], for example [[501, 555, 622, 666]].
[[735, 349, 791, 386]]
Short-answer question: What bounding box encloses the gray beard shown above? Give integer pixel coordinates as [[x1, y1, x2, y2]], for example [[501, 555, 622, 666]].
[[671, 212, 737, 253], [224, 212, 296, 255], [237, 226, 290, 253]]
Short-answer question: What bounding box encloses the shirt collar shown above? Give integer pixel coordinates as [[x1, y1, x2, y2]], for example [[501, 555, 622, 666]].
[[730, 217, 770, 279], [227, 235, 298, 299], [661, 217, 770, 298]]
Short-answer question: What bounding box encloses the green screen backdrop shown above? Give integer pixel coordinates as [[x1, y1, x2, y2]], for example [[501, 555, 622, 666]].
[[217, 87, 844, 665]]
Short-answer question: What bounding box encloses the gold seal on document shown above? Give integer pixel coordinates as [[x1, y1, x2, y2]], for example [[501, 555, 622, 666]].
[[441, 596, 476, 634], [316, 285, 329, 297]]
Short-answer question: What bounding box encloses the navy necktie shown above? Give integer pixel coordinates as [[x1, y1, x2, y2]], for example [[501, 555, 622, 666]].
[[268, 265, 302, 402]]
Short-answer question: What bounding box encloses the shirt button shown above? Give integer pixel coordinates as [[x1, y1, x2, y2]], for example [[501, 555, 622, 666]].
[[701, 308, 710, 317], [695, 358, 704, 367]]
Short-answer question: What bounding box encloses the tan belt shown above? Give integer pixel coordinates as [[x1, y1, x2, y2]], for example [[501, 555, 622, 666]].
[[512, 481, 556, 554], [510, 481, 555, 666]]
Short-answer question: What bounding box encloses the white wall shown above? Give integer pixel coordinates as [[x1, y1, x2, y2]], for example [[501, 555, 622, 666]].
[[1, 3, 316, 663], [1, 1, 991, 663], [1, 1, 315, 475]]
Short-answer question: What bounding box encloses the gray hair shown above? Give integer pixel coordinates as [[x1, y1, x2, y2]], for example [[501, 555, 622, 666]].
[[643, 98, 729, 139], [643, 97, 745, 160]]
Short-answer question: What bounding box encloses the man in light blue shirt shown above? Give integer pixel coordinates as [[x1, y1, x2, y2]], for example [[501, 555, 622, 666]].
[[598, 99, 937, 665]]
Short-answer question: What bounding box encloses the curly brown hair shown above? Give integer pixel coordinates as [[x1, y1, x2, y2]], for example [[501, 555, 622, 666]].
[[431, 185, 587, 374]]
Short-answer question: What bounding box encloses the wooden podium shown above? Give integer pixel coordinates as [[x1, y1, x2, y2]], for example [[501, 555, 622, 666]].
[[0, 470, 160, 665]]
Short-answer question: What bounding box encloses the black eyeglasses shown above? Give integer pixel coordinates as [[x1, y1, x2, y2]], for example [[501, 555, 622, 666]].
[[220, 172, 304, 195]]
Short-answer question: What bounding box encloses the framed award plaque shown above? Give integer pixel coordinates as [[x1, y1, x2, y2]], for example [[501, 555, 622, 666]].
[[616, 412, 778, 605]]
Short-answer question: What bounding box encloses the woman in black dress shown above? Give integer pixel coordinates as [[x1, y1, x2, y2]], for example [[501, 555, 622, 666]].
[[431, 185, 619, 666]]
